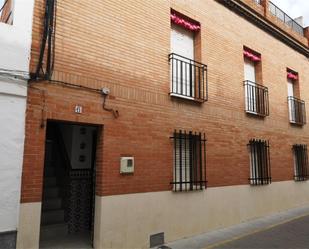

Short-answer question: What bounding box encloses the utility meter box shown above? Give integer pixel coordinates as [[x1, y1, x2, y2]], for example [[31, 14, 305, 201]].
[[120, 157, 134, 174]]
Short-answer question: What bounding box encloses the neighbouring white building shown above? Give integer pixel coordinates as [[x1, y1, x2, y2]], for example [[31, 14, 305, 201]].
[[0, 0, 35, 247]]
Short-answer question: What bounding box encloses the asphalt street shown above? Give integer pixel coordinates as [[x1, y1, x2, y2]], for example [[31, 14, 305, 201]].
[[215, 215, 309, 249]]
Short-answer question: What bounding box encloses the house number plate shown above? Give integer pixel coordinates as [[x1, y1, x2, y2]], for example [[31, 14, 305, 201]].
[[75, 105, 83, 114]]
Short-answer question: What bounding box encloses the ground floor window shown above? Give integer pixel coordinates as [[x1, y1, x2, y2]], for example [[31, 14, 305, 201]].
[[248, 139, 271, 185], [171, 130, 207, 191], [293, 144, 308, 181]]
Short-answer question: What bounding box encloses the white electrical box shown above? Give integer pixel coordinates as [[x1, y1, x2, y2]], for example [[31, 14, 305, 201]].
[[120, 157, 134, 174]]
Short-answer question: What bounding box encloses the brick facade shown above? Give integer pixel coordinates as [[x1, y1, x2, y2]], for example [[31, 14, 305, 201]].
[[0, 0, 13, 24], [21, 0, 309, 203]]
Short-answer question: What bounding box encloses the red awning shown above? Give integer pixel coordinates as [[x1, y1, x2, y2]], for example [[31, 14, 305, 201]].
[[243, 50, 261, 62], [171, 13, 200, 32], [287, 72, 298, 80]]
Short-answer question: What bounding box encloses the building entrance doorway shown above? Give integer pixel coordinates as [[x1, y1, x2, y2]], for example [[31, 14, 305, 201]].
[[39, 121, 98, 249]]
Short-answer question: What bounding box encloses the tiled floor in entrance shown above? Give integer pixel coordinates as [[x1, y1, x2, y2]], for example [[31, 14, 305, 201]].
[[39, 223, 92, 249]]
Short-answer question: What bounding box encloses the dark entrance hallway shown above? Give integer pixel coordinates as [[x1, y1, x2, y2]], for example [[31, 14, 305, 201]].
[[39, 121, 98, 249]]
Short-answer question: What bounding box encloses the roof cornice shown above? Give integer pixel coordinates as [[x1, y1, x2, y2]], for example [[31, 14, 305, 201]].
[[216, 0, 309, 58]]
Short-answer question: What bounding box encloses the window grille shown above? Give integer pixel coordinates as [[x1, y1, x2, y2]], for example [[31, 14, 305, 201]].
[[170, 130, 207, 191], [293, 144, 308, 181], [248, 139, 271, 185]]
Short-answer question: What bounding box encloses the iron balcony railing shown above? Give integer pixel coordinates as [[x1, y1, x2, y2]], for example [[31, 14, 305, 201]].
[[269, 1, 304, 36], [244, 80, 269, 117], [169, 53, 208, 102], [288, 96, 306, 125], [0, 0, 13, 25]]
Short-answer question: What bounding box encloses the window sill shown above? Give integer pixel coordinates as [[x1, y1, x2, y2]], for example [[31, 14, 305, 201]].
[[170, 93, 205, 103], [246, 110, 267, 117], [171, 181, 207, 192], [249, 178, 272, 185], [172, 187, 206, 192], [249, 182, 271, 186], [294, 177, 308, 182], [290, 121, 305, 126]]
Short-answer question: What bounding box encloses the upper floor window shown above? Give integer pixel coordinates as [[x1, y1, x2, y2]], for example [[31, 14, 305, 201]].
[[287, 69, 306, 125], [243, 47, 269, 117], [0, 0, 14, 25], [169, 10, 207, 102], [248, 139, 271, 185], [170, 130, 207, 192], [293, 144, 308, 182]]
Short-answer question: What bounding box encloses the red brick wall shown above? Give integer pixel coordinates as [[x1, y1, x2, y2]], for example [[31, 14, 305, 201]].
[[21, 0, 309, 203], [0, 0, 13, 24], [305, 27, 309, 46]]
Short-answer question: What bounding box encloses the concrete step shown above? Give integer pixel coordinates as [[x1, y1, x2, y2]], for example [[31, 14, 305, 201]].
[[40, 223, 68, 236], [42, 198, 62, 211], [44, 177, 57, 187], [44, 167, 56, 177], [43, 187, 60, 199], [41, 209, 65, 225]]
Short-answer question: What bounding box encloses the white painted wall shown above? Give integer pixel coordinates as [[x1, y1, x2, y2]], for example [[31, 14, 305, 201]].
[[70, 126, 96, 169], [0, 0, 35, 72], [0, 0, 35, 233], [60, 125, 96, 169], [93, 181, 309, 248], [16, 181, 309, 248]]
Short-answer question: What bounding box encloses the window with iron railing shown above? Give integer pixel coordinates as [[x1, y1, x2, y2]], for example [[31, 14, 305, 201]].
[[269, 1, 304, 36], [244, 80, 269, 117], [288, 97, 306, 125], [293, 144, 309, 182], [248, 139, 271, 185], [0, 0, 13, 25], [170, 130, 207, 191], [169, 53, 208, 102]]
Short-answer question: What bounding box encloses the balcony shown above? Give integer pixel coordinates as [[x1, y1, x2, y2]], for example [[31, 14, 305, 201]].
[[269, 1, 304, 36], [169, 53, 208, 102], [288, 96, 306, 125], [244, 80, 269, 117], [0, 0, 13, 25]]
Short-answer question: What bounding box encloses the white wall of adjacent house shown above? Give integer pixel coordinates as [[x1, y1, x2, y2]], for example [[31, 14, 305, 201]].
[[0, 0, 35, 235]]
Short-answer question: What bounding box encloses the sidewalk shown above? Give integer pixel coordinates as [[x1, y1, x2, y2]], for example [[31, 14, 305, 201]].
[[161, 205, 309, 249]]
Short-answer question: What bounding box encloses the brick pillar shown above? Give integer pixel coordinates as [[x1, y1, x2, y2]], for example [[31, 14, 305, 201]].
[[262, 0, 269, 17], [304, 27, 309, 46]]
